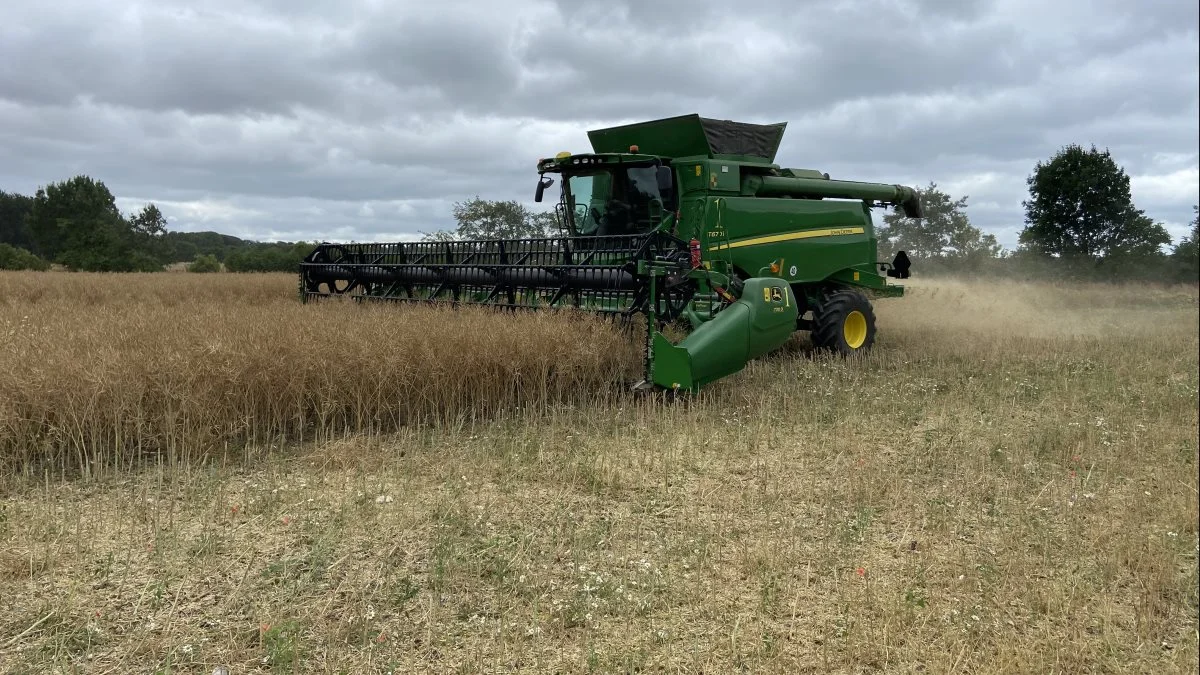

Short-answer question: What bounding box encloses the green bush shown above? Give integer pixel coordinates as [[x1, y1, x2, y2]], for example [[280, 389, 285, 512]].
[[0, 243, 50, 271], [224, 242, 314, 272], [188, 253, 222, 273]]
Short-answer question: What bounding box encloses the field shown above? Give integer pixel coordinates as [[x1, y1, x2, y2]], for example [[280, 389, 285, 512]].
[[0, 271, 1197, 673]]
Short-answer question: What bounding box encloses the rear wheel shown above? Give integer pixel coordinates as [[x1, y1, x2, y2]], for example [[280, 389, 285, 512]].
[[812, 288, 876, 356]]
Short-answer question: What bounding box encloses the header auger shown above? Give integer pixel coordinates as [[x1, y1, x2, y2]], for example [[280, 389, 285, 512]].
[[300, 113, 921, 393]]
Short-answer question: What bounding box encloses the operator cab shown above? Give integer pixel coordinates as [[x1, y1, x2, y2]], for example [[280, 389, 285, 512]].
[[535, 153, 675, 236]]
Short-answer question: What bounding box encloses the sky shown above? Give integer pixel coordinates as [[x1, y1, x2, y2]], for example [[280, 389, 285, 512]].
[[1, 0, 1197, 249]]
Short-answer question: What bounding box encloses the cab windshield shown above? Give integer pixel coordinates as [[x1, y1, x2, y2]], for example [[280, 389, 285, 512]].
[[559, 165, 674, 236]]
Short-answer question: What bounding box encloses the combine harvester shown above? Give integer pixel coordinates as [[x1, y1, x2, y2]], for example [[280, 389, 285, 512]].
[[299, 114, 921, 393]]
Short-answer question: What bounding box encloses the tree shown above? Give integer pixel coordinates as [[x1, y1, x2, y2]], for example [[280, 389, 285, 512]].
[[28, 175, 121, 260], [422, 197, 558, 241], [0, 190, 35, 250], [0, 243, 49, 271], [1171, 205, 1199, 281], [1018, 144, 1170, 261], [129, 203, 167, 238], [224, 241, 316, 272], [187, 253, 222, 273], [878, 182, 1001, 260], [128, 203, 170, 263], [26, 175, 163, 272], [160, 231, 253, 263], [527, 210, 559, 237]]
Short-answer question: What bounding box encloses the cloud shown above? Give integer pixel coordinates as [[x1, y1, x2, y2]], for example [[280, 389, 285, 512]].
[[0, 0, 1196, 249]]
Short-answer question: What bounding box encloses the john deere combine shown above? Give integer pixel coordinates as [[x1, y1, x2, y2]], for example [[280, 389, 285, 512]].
[[300, 114, 921, 392]]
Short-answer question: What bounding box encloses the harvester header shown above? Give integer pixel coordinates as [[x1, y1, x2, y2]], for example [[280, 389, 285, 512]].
[[301, 114, 923, 392]]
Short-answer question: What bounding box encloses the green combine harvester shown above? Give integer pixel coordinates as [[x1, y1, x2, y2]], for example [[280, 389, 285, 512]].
[[300, 114, 921, 392]]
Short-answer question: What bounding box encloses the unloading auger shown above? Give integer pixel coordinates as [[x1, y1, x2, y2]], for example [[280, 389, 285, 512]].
[[299, 114, 922, 392]]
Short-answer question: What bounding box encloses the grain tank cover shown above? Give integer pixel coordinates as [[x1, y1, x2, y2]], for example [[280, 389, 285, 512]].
[[587, 114, 787, 162]]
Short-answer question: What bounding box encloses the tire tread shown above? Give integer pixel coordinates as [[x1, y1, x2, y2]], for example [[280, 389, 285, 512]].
[[812, 287, 876, 355]]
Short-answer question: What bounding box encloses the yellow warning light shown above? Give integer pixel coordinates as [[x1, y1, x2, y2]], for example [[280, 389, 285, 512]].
[[555, 151, 571, 159]]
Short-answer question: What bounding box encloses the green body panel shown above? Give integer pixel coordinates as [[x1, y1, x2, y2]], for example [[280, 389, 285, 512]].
[[692, 197, 879, 286], [650, 278, 798, 392]]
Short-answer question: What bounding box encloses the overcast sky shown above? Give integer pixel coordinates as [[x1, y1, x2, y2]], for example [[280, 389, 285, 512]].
[[1, 0, 1197, 249]]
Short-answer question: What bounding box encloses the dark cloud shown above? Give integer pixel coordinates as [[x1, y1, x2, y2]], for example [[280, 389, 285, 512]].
[[0, 0, 1196, 246]]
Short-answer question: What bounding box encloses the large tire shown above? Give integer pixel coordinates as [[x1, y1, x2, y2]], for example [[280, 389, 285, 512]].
[[812, 288, 876, 356]]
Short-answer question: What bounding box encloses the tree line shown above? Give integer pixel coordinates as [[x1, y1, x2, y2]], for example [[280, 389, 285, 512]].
[[0, 176, 320, 273], [1, 144, 1197, 281], [877, 144, 1197, 282]]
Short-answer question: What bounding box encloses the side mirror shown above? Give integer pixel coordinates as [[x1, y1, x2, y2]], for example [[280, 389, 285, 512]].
[[656, 166, 673, 193], [886, 251, 911, 279], [535, 176, 554, 203]]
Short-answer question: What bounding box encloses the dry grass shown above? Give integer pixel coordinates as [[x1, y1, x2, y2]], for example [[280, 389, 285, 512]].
[[0, 271, 1197, 673], [0, 272, 640, 476]]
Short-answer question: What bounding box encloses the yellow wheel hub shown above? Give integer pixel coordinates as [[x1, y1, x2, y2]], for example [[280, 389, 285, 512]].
[[843, 310, 868, 349]]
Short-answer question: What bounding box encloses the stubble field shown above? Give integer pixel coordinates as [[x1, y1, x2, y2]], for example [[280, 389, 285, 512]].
[[0, 271, 1197, 673]]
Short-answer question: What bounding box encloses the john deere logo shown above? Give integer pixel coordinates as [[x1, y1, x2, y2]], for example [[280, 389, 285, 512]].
[[770, 287, 783, 303]]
